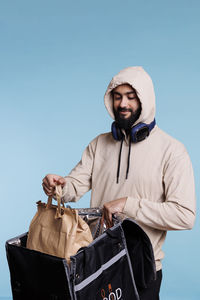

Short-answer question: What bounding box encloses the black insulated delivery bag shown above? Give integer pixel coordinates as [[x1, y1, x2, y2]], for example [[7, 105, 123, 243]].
[[6, 208, 156, 300]]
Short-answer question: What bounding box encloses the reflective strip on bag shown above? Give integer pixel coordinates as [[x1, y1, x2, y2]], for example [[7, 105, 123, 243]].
[[74, 249, 126, 292]]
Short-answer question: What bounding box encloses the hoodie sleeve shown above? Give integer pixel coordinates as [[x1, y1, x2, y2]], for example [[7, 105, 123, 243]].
[[62, 137, 97, 203], [123, 148, 196, 231]]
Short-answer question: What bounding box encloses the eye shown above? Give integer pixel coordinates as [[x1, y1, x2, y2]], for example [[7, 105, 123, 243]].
[[114, 95, 121, 100], [128, 96, 137, 100], [128, 93, 137, 100]]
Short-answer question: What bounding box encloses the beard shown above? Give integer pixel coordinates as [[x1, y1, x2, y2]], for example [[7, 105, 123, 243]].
[[114, 106, 141, 130]]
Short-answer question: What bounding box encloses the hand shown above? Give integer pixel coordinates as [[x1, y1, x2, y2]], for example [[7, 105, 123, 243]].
[[42, 174, 66, 196], [103, 197, 127, 228]]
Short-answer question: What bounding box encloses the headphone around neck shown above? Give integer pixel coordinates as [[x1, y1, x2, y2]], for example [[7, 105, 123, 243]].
[[111, 119, 156, 143]]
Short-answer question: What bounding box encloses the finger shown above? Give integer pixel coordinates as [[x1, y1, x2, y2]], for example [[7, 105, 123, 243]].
[[42, 181, 54, 192], [43, 188, 52, 196], [42, 183, 54, 196], [102, 207, 108, 227], [55, 178, 66, 186], [42, 176, 54, 189], [103, 206, 113, 228], [42, 177, 49, 187], [108, 211, 113, 227], [45, 175, 57, 187], [105, 210, 113, 228], [102, 213, 110, 228]]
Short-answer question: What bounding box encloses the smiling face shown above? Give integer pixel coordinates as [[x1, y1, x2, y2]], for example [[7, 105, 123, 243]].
[[112, 84, 141, 129]]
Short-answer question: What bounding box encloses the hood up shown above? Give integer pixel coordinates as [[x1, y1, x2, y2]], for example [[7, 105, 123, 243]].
[[104, 66, 156, 125]]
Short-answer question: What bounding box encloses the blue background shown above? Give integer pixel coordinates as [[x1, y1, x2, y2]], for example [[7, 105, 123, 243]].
[[0, 0, 199, 299]]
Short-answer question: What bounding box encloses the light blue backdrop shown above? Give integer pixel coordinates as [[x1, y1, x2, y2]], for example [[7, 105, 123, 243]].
[[0, 0, 199, 299]]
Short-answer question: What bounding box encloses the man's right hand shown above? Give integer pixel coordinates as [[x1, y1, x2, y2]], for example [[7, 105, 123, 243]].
[[42, 174, 66, 196]]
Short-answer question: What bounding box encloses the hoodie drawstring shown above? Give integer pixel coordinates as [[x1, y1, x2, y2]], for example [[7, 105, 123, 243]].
[[116, 135, 124, 184], [116, 135, 132, 184], [126, 138, 132, 180]]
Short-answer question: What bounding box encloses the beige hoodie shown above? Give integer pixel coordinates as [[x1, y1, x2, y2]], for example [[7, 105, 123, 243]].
[[63, 66, 196, 271]]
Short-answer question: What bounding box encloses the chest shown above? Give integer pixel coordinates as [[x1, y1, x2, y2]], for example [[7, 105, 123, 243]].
[[93, 140, 164, 189]]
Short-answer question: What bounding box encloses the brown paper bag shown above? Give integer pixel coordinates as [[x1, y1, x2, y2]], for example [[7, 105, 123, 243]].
[[27, 185, 93, 263]]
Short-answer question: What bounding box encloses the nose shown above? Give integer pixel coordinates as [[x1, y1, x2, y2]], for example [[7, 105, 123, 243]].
[[119, 96, 128, 108]]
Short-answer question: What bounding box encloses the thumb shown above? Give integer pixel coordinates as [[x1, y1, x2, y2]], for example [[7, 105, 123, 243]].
[[56, 177, 66, 186]]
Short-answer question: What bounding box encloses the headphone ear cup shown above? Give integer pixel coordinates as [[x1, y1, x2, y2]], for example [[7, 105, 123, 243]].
[[111, 122, 123, 141], [130, 122, 152, 143], [130, 126, 137, 143]]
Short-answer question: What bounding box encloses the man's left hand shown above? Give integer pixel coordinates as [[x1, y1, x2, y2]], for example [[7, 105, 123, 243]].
[[103, 197, 127, 227]]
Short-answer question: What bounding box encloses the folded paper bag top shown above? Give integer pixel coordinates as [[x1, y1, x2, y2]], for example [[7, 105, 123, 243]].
[[26, 185, 93, 263]]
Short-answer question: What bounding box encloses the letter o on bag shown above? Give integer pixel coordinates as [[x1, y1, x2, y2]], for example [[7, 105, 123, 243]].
[[109, 292, 116, 300], [116, 288, 122, 299]]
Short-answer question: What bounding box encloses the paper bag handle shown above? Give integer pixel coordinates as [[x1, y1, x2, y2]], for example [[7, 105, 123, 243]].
[[47, 185, 64, 219]]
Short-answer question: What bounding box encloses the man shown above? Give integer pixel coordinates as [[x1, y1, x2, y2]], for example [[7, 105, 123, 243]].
[[42, 66, 196, 299]]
